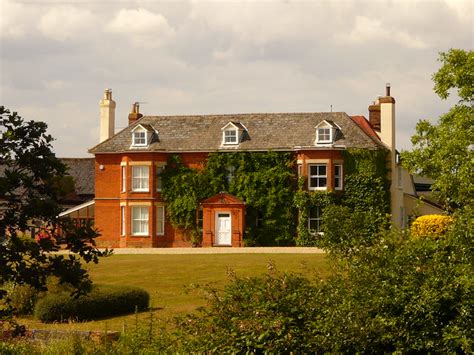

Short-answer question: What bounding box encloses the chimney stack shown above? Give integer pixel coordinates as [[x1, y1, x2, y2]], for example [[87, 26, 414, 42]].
[[368, 98, 381, 131], [128, 102, 143, 125], [99, 88, 116, 142]]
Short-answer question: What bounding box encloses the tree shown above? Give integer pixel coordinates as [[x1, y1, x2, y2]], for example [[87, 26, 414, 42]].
[[0, 106, 108, 323], [402, 49, 473, 211]]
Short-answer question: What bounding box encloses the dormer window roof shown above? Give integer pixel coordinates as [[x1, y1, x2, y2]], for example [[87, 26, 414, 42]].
[[131, 123, 157, 147], [221, 121, 247, 146], [315, 120, 340, 145]]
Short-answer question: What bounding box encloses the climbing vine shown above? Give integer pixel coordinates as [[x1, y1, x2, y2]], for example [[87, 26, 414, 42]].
[[161, 152, 297, 246], [294, 148, 390, 247]]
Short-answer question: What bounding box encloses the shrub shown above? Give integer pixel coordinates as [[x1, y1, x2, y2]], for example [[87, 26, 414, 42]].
[[34, 284, 149, 323], [410, 214, 454, 238], [171, 265, 323, 353], [3, 282, 39, 315]]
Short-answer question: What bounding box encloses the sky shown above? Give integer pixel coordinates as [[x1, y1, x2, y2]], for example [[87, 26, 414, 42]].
[[0, 0, 472, 157]]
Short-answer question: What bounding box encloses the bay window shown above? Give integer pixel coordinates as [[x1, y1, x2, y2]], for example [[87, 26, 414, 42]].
[[132, 206, 149, 236], [132, 166, 149, 192], [308, 164, 327, 190]]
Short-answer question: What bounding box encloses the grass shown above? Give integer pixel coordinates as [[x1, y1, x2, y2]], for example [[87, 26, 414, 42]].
[[17, 253, 329, 331]]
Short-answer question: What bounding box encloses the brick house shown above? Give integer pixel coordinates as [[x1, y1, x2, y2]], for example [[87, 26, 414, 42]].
[[86, 86, 442, 248]]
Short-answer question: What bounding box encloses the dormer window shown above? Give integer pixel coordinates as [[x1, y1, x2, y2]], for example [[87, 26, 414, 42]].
[[131, 124, 157, 147], [133, 130, 147, 146], [221, 122, 247, 146], [317, 128, 331, 143], [315, 120, 340, 145], [224, 129, 238, 144]]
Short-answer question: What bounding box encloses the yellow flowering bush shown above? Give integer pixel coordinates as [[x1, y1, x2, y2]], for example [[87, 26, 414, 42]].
[[410, 215, 454, 238]]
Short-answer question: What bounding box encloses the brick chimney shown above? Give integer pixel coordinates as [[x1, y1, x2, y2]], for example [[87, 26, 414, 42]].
[[128, 102, 143, 125], [368, 98, 381, 131], [99, 89, 116, 142]]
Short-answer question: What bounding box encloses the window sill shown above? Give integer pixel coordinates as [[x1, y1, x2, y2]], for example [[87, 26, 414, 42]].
[[131, 234, 150, 238]]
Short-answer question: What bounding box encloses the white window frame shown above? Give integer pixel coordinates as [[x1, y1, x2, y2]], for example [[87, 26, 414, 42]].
[[121, 206, 126, 236], [132, 129, 147, 146], [223, 129, 238, 145], [156, 166, 164, 192], [131, 206, 149, 236], [308, 164, 327, 191], [316, 127, 332, 144], [334, 164, 343, 191], [156, 205, 165, 236], [308, 206, 322, 235], [121, 166, 127, 192], [132, 166, 149, 192]]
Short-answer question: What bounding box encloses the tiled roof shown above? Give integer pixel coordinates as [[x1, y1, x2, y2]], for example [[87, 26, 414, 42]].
[[90, 112, 384, 153], [350, 115, 381, 144]]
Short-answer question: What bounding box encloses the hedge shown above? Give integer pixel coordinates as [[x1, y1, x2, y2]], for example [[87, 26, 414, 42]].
[[34, 284, 149, 322]]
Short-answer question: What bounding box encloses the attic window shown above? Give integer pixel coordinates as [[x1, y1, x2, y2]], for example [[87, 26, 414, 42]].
[[317, 128, 332, 143], [222, 122, 245, 146], [224, 129, 238, 144], [133, 130, 147, 146], [131, 124, 156, 147]]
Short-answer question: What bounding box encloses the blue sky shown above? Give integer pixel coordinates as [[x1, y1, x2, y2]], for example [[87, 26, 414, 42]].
[[0, 0, 472, 157]]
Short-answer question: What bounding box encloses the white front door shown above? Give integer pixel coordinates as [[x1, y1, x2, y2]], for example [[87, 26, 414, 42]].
[[215, 212, 232, 245]]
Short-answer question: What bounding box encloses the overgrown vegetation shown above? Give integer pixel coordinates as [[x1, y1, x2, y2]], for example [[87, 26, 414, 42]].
[[160, 210, 471, 353], [7, 211, 469, 353]]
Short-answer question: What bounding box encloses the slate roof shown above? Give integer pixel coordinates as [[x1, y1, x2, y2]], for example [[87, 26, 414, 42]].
[[59, 158, 95, 196], [89, 112, 384, 154]]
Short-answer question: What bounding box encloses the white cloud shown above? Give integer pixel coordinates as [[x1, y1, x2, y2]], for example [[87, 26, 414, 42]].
[[105, 8, 175, 47], [38, 6, 98, 41], [444, 0, 473, 23], [337, 15, 429, 49], [0, 0, 37, 39]]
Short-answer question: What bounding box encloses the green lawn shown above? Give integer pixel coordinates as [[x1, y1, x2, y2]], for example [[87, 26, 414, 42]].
[[19, 253, 329, 331]]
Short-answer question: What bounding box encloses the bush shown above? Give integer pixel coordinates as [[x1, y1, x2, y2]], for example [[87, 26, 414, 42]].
[[170, 265, 322, 353], [3, 282, 39, 315], [411, 214, 454, 238], [34, 284, 149, 322]]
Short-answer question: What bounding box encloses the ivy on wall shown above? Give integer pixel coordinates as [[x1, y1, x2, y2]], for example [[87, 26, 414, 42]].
[[161, 152, 297, 246], [161, 149, 390, 247]]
